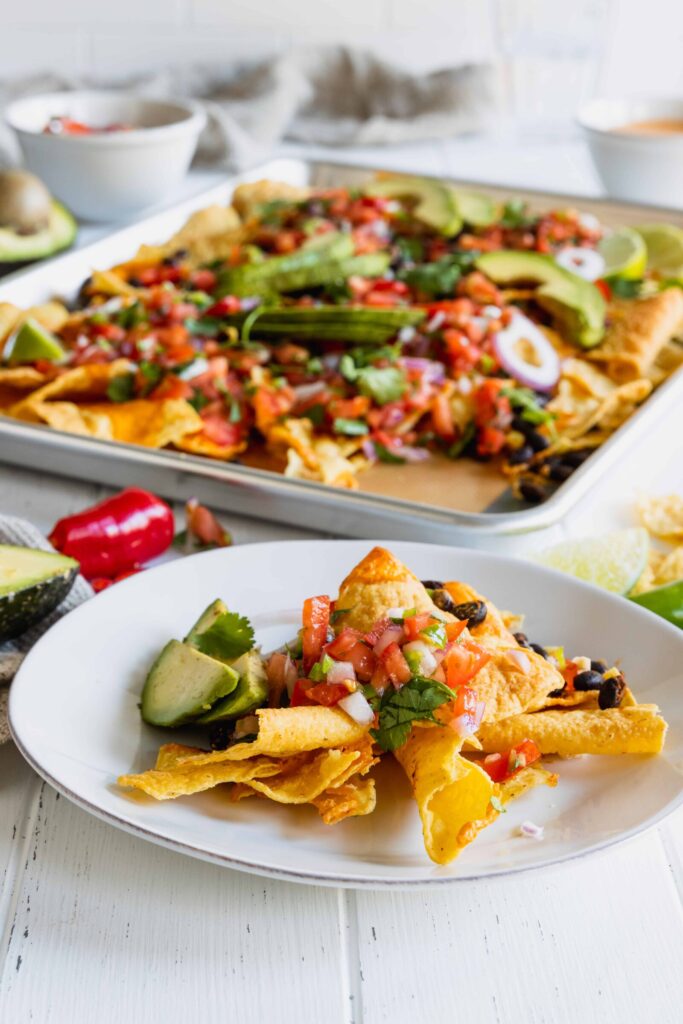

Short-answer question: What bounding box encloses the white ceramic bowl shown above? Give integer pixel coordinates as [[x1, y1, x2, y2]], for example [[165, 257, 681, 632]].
[[578, 97, 683, 209], [6, 91, 206, 222]]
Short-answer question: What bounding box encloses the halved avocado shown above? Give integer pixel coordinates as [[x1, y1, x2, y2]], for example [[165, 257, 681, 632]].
[[0, 201, 76, 266], [0, 545, 78, 642], [140, 639, 239, 728], [4, 317, 66, 366], [451, 190, 499, 228], [475, 250, 606, 349], [364, 176, 462, 236], [196, 650, 269, 724]]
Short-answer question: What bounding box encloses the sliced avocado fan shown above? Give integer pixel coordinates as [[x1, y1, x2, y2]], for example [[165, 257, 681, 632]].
[[364, 176, 463, 237]]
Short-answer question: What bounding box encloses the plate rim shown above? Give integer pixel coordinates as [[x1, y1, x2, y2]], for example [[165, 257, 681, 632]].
[[9, 538, 683, 889]]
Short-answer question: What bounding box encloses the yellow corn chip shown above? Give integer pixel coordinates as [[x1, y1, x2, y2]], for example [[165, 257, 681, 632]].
[[239, 748, 362, 804], [117, 756, 284, 800], [313, 778, 377, 824], [174, 430, 247, 461], [477, 705, 667, 756], [232, 180, 310, 219], [82, 398, 202, 448], [653, 545, 683, 586], [637, 494, 683, 541], [588, 290, 683, 383]]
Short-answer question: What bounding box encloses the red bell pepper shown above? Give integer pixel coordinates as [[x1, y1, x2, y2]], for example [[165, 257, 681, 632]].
[[49, 488, 174, 580]]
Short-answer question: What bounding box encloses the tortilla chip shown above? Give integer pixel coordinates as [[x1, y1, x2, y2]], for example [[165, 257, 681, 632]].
[[394, 723, 494, 864], [335, 546, 449, 633], [11, 360, 134, 411], [588, 290, 683, 383], [313, 778, 377, 824], [174, 706, 371, 766], [117, 755, 284, 800], [547, 360, 652, 440], [637, 494, 683, 541], [232, 180, 310, 219], [239, 748, 363, 804], [653, 545, 683, 586], [84, 398, 202, 448], [630, 547, 666, 596], [0, 300, 70, 353], [498, 763, 558, 803], [174, 430, 247, 461], [25, 401, 114, 439], [477, 705, 667, 756], [442, 581, 564, 722], [0, 366, 50, 390], [268, 417, 363, 489]]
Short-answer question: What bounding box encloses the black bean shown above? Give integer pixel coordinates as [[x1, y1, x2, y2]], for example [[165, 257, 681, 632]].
[[548, 461, 574, 483], [574, 670, 604, 691], [530, 642, 549, 660], [519, 481, 547, 503], [513, 632, 530, 648], [599, 674, 626, 709], [209, 722, 232, 750], [421, 580, 444, 590], [563, 449, 591, 468], [527, 429, 550, 453], [548, 686, 566, 698], [453, 600, 488, 627], [511, 415, 532, 435], [508, 444, 534, 466], [432, 589, 456, 614], [590, 659, 608, 674]]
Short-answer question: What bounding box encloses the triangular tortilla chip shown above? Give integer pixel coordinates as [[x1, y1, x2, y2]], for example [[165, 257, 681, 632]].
[[313, 778, 377, 824], [587, 290, 683, 383], [335, 546, 448, 633]]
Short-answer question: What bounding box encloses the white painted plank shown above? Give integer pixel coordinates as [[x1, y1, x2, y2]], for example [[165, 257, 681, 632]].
[[0, 781, 348, 1024], [355, 831, 683, 1023], [0, 746, 41, 953]]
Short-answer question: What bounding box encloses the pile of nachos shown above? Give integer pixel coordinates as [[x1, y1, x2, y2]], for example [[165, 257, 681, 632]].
[[118, 547, 667, 864], [2, 175, 682, 504]]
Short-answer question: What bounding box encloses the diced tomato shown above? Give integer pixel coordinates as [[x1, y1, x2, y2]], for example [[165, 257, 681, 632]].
[[302, 595, 331, 672], [150, 375, 193, 401], [445, 620, 468, 643], [190, 269, 217, 292], [436, 684, 478, 727], [562, 661, 579, 692], [477, 425, 507, 457], [290, 679, 315, 707], [306, 682, 351, 707], [370, 662, 389, 693], [91, 321, 126, 343], [325, 627, 362, 658], [595, 279, 612, 301], [274, 230, 303, 254], [431, 392, 456, 440], [155, 325, 195, 364], [199, 413, 244, 449], [443, 640, 491, 689], [343, 641, 377, 682], [329, 396, 371, 420], [137, 265, 183, 287], [252, 385, 296, 434], [403, 612, 434, 641], [379, 642, 412, 686], [206, 296, 242, 317], [481, 739, 541, 782], [364, 618, 391, 646]]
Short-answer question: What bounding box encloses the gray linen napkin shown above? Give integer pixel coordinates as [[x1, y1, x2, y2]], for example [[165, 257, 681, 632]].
[[0, 47, 498, 171], [0, 515, 93, 744]]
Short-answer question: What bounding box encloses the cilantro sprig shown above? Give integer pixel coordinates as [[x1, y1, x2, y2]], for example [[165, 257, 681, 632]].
[[370, 676, 454, 751], [192, 611, 255, 661]]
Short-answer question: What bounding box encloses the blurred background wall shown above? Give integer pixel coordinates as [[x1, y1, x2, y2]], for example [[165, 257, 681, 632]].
[[2, 0, 681, 113]]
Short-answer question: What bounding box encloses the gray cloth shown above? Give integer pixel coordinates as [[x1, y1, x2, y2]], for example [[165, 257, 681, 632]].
[[0, 515, 93, 744], [0, 47, 498, 171]]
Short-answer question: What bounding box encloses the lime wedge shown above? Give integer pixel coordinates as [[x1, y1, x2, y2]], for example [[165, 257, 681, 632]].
[[451, 190, 499, 228], [5, 317, 65, 366], [635, 223, 683, 281], [630, 579, 683, 629], [598, 227, 647, 280], [532, 528, 649, 595]]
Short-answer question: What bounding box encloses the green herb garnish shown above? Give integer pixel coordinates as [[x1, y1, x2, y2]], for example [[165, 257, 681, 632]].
[[333, 417, 369, 436], [371, 676, 454, 751], [193, 612, 255, 661], [106, 373, 136, 403]]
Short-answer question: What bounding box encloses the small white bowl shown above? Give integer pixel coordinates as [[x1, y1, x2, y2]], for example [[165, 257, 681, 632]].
[[6, 91, 206, 222], [578, 97, 683, 209]]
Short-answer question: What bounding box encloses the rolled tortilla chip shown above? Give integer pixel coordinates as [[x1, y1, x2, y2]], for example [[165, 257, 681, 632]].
[[174, 706, 371, 766], [477, 706, 667, 756], [587, 290, 683, 383], [313, 778, 377, 824], [394, 723, 494, 864]]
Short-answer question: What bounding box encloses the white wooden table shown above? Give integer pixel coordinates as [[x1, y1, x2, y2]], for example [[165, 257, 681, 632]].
[[2, 137, 683, 1023]]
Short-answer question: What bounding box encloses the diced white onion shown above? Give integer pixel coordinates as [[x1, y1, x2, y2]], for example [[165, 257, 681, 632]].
[[326, 660, 356, 684], [457, 377, 473, 395], [338, 689, 375, 725], [178, 358, 209, 381], [402, 640, 438, 677], [293, 381, 327, 402], [426, 310, 446, 333], [506, 648, 531, 674], [398, 326, 416, 343], [386, 607, 409, 619], [373, 625, 404, 656], [482, 304, 502, 318], [520, 820, 545, 840]]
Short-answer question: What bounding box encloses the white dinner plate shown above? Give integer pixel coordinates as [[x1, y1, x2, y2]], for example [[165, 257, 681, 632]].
[[9, 540, 683, 889]]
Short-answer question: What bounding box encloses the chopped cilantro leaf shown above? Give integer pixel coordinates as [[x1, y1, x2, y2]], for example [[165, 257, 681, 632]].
[[502, 387, 554, 425], [303, 403, 326, 426], [500, 199, 533, 230], [399, 255, 468, 298], [339, 353, 358, 382], [228, 397, 242, 423], [371, 676, 454, 751], [106, 373, 136, 403], [192, 611, 255, 661], [357, 366, 407, 405], [374, 441, 406, 464], [333, 417, 368, 436], [188, 391, 210, 412], [115, 302, 147, 329], [609, 277, 643, 298], [185, 316, 223, 338], [446, 422, 475, 460]]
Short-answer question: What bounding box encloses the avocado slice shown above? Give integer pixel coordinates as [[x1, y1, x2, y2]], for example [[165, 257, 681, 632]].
[[184, 599, 228, 645], [364, 176, 462, 237], [0, 545, 78, 642], [0, 201, 76, 266], [140, 639, 240, 728], [4, 317, 66, 366], [196, 650, 269, 724], [451, 190, 499, 228], [476, 250, 606, 349]]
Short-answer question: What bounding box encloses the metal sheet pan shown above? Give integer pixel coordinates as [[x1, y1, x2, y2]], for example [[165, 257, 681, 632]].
[[1, 157, 681, 544]]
